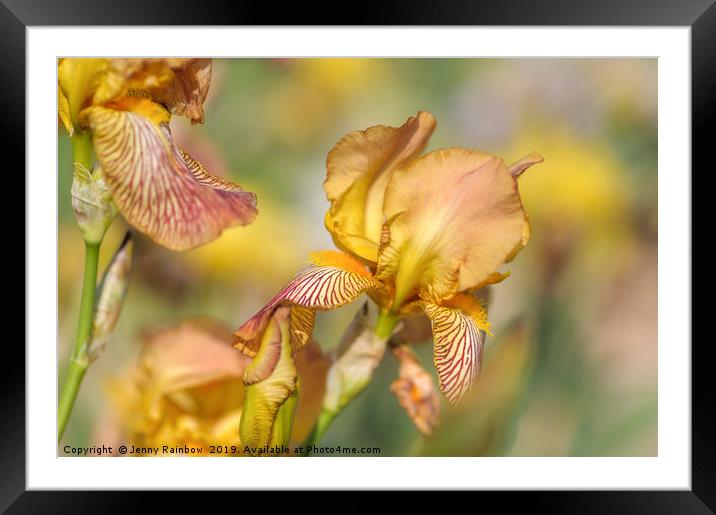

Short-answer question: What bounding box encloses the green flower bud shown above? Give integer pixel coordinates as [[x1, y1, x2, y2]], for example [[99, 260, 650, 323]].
[[71, 163, 117, 244], [88, 234, 133, 362]]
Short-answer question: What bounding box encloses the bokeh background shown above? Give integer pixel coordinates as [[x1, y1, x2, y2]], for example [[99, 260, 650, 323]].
[[58, 58, 657, 456]]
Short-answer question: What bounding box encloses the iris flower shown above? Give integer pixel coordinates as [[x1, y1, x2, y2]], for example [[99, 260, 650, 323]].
[[109, 317, 328, 454], [236, 111, 541, 405], [58, 58, 257, 250]]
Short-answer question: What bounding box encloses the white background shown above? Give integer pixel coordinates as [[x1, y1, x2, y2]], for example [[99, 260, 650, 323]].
[[28, 27, 690, 489]]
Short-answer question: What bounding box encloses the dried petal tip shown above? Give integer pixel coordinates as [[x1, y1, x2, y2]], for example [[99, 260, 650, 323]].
[[509, 152, 544, 178]]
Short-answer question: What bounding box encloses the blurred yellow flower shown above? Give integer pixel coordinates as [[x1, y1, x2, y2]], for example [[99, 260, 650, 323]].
[[507, 129, 633, 270], [180, 191, 309, 285], [264, 59, 387, 148]]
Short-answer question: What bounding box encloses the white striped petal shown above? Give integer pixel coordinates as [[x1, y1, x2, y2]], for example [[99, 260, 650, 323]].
[[421, 295, 488, 405], [235, 251, 385, 357]]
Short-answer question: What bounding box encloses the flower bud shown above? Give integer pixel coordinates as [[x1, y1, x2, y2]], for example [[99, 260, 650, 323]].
[[88, 233, 133, 362], [322, 302, 389, 416], [239, 308, 299, 454], [71, 163, 117, 244]]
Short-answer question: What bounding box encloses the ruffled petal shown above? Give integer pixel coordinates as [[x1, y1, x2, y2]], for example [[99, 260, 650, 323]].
[[422, 294, 490, 405], [81, 99, 257, 251], [379, 148, 542, 305], [324, 111, 436, 262], [234, 250, 385, 357]]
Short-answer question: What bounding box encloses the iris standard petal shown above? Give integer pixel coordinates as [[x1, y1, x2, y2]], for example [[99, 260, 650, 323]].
[[58, 58, 109, 128], [234, 250, 386, 357], [81, 99, 257, 251], [379, 148, 540, 305], [58, 87, 74, 135], [323, 111, 436, 262], [421, 294, 490, 405]]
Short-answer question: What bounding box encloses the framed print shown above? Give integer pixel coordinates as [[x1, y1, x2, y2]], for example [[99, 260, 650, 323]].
[[2, 0, 713, 511]]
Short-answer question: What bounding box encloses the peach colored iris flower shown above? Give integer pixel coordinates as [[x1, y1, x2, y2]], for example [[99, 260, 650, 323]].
[[58, 58, 257, 250], [236, 112, 542, 405], [109, 318, 327, 454]]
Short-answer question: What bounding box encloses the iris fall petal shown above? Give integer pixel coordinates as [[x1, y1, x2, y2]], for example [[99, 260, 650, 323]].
[[234, 250, 386, 357], [81, 100, 257, 251], [422, 294, 490, 405]]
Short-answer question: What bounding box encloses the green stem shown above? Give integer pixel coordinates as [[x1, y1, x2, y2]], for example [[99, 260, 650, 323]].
[[58, 241, 100, 442], [70, 130, 93, 169], [374, 309, 399, 340], [302, 308, 399, 454], [58, 129, 99, 443]]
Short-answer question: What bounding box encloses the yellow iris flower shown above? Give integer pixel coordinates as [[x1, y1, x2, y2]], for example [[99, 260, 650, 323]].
[[236, 112, 541, 405], [58, 58, 257, 250]]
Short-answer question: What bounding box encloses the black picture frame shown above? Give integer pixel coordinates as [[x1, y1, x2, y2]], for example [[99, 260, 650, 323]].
[[2, 0, 711, 511]]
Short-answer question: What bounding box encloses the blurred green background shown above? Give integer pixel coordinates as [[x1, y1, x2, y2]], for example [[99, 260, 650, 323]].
[[58, 58, 657, 456]]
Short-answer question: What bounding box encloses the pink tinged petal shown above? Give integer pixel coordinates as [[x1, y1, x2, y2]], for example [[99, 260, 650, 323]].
[[422, 299, 487, 405], [234, 250, 386, 357], [379, 148, 540, 304], [83, 104, 257, 251]]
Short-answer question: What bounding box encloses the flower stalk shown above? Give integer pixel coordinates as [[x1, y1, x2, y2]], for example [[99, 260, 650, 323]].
[[58, 239, 99, 441], [58, 128, 109, 442]]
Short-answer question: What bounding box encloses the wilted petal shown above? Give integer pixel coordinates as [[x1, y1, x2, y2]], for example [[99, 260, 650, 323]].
[[379, 148, 541, 305], [94, 58, 213, 124], [153, 58, 212, 124], [422, 294, 490, 405], [234, 250, 386, 357], [81, 100, 257, 251], [239, 308, 298, 453], [389, 342, 441, 436], [88, 233, 133, 362], [324, 111, 436, 262]]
